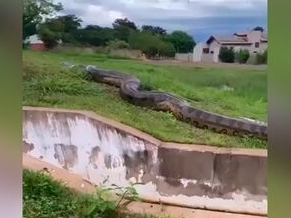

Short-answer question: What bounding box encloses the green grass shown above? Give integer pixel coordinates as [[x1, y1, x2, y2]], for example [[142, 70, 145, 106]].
[[23, 169, 173, 218], [23, 50, 267, 148]]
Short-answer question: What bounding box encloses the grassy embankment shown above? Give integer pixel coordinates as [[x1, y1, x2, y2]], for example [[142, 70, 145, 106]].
[[23, 50, 267, 148]]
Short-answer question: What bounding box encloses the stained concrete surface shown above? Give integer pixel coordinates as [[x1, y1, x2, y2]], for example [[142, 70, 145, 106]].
[[23, 153, 266, 218], [22, 106, 267, 215]]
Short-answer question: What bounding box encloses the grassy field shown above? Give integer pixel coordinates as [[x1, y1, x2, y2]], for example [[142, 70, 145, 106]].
[[23, 169, 171, 218], [23, 50, 267, 148]]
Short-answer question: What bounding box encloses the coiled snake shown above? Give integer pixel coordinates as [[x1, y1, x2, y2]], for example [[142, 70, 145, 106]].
[[66, 63, 267, 139]]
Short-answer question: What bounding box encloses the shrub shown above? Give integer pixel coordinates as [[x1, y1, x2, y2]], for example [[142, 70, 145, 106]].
[[106, 40, 130, 50], [256, 49, 267, 64], [157, 41, 176, 57], [235, 49, 250, 64], [129, 32, 175, 58], [218, 46, 235, 63]]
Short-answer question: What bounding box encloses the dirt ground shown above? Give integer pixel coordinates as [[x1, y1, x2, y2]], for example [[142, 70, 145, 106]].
[[23, 153, 266, 218], [141, 59, 267, 70]]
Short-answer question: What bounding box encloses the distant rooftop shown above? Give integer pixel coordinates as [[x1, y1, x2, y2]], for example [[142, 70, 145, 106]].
[[206, 35, 251, 45], [206, 30, 267, 45]]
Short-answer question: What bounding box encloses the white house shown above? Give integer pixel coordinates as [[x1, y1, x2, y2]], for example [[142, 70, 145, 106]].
[[193, 30, 268, 63]]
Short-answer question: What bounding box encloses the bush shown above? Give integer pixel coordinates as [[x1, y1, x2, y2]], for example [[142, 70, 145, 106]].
[[128, 32, 175, 58], [235, 49, 250, 64], [106, 40, 130, 50], [218, 46, 235, 63], [157, 41, 176, 57], [256, 49, 267, 64]]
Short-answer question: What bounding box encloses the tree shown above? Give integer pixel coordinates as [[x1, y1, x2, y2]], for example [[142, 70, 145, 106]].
[[112, 18, 137, 30], [218, 47, 235, 63], [84, 25, 102, 31], [129, 32, 175, 58], [72, 27, 115, 47], [141, 25, 167, 36], [53, 15, 82, 43], [252, 26, 264, 32], [54, 15, 82, 33], [158, 41, 175, 57], [37, 14, 82, 47], [23, 0, 63, 40], [112, 18, 138, 42], [106, 40, 130, 50], [165, 31, 196, 53], [37, 19, 62, 49]]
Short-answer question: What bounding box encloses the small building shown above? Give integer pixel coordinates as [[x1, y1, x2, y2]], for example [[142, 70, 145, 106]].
[[24, 34, 63, 51], [24, 34, 47, 51], [193, 30, 268, 63]]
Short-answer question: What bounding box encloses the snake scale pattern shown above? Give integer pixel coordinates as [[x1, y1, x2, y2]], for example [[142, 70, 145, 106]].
[[71, 64, 267, 139]]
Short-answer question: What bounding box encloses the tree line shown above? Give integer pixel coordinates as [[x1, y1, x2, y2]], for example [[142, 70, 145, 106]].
[[23, 0, 196, 58]]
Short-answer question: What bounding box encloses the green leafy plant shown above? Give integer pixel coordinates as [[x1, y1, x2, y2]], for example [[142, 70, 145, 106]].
[[84, 183, 141, 218], [235, 49, 250, 64], [106, 40, 130, 50], [218, 46, 235, 63], [256, 49, 267, 64]]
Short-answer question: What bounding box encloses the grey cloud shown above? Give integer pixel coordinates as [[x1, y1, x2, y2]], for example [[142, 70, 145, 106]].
[[58, 0, 266, 39], [60, 0, 267, 20]]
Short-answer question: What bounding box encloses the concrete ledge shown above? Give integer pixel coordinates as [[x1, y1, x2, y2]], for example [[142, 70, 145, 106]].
[[23, 153, 266, 218], [22, 106, 267, 215]]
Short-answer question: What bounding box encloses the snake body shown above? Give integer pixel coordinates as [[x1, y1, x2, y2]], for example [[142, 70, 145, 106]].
[[76, 64, 267, 139]]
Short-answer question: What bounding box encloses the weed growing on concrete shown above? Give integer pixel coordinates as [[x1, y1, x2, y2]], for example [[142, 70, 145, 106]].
[[23, 169, 166, 218]]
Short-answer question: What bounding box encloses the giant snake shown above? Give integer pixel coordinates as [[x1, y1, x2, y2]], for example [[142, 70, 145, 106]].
[[65, 63, 267, 140]]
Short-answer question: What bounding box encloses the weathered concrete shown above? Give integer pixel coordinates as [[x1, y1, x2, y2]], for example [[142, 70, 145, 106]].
[[22, 106, 267, 215], [23, 153, 266, 218]]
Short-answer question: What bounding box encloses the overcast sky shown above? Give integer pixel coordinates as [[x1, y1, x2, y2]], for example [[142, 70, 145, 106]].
[[57, 0, 267, 41]]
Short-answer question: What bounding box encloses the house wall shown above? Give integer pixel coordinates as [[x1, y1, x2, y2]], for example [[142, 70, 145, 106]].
[[212, 47, 220, 63], [208, 39, 220, 52], [206, 39, 264, 63], [194, 40, 222, 63], [199, 40, 220, 63], [247, 31, 261, 53], [246, 31, 267, 54], [259, 42, 268, 52], [194, 31, 267, 63], [201, 54, 213, 62], [193, 43, 203, 62]]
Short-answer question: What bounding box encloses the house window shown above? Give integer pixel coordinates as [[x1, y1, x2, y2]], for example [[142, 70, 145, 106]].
[[255, 42, 260, 48], [210, 51, 214, 54], [203, 48, 209, 54], [253, 51, 257, 53]]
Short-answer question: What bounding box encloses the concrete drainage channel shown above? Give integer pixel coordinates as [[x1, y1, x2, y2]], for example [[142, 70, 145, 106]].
[[22, 106, 267, 217]]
